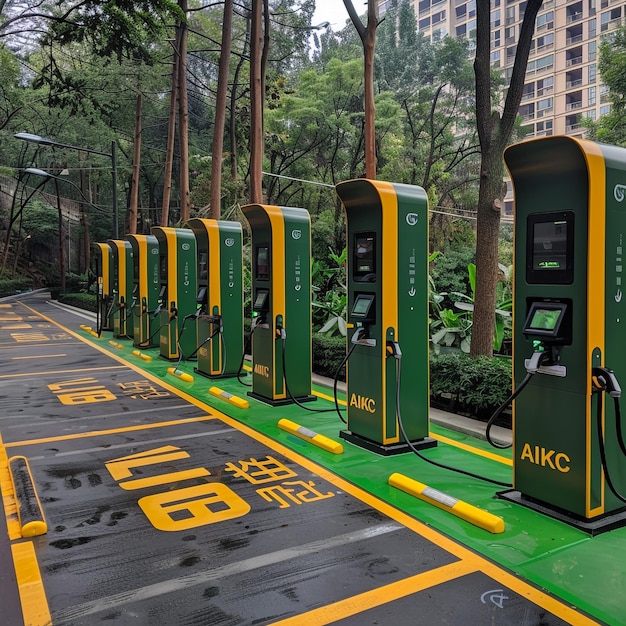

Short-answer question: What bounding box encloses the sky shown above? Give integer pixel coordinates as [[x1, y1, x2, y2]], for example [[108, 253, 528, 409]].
[[312, 0, 350, 31]]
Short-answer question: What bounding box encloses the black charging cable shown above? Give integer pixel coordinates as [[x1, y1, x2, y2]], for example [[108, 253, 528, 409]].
[[485, 351, 550, 449], [593, 367, 626, 504], [391, 342, 512, 488], [278, 329, 339, 414]]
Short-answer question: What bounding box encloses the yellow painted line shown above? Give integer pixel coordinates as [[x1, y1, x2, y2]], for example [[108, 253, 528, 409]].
[[118, 467, 211, 490], [270, 560, 477, 625], [313, 390, 346, 406], [430, 432, 512, 466], [12, 354, 67, 360], [13, 304, 598, 625], [4, 416, 216, 448], [11, 541, 52, 626], [389, 472, 505, 534], [0, 365, 126, 380]]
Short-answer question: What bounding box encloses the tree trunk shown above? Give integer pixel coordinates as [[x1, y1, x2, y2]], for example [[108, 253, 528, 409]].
[[161, 28, 180, 227], [249, 0, 264, 203], [210, 0, 233, 219], [129, 90, 142, 235], [344, 0, 379, 179], [470, 0, 543, 357], [178, 0, 190, 223]]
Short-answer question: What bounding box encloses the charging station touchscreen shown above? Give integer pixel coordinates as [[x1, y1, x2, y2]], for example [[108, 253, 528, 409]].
[[523, 302, 567, 339], [351, 293, 375, 323], [354, 232, 376, 281], [253, 289, 269, 312], [527, 211, 574, 284]]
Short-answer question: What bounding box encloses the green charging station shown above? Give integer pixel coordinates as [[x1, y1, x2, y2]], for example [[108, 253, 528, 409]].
[[106, 239, 134, 339], [187, 218, 244, 378], [125, 234, 161, 348], [242, 203, 314, 406], [504, 136, 626, 532], [336, 179, 435, 455], [92, 242, 114, 333], [151, 226, 198, 361]]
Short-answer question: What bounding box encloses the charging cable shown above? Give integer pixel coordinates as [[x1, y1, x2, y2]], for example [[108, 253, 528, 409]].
[[391, 341, 512, 488], [593, 367, 626, 504], [485, 351, 550, 449]]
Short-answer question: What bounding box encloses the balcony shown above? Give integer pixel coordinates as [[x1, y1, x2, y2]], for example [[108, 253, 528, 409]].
[[566, 12, 583, 23], [566, 79, 583, 88], [566, 34, 583, 45], [566, 55, 583, 67], [566, 101, 583, 111]]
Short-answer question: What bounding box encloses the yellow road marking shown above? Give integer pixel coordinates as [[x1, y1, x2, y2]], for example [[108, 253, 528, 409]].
[[431, 432, 512, 466], [11, 541, 52, 626], [13, 302, 598, 625], [270, 560, 477, 625], [4, 416, 216, 448]]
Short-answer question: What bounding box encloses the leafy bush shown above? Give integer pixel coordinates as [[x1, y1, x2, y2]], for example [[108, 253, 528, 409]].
[[430, 351, 512, 425], [58, 292, 97, 312], [0, 277, 33, 297], [312, 333, 346, 381]]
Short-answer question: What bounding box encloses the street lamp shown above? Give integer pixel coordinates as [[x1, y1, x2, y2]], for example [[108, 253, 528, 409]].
[[15, 132, 119, 238]]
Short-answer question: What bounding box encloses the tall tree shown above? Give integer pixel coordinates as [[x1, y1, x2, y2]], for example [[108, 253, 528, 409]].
[[471, 0, 543, 357], [209, 0, 233, 218], [249, 0, 265, 203], [344, 0, 379, 178]]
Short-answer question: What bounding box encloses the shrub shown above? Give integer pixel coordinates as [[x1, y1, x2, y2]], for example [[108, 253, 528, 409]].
[[430, 351, 512, 426], [312, 333, 346, 381], [58, 292, 97, 312], [0, 277, 33, 297]]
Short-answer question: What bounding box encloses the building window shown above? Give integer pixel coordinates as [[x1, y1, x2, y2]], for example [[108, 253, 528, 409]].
[[491, 9, 501, 27], [506, 6, 515, 24], [588, 86, 596, 105], [491, 28, 501, 47], [490, 50, 501, 66], [456, 23, 467, 37], [589, 41, 597, 61], [587, 109, 596, 121], [456, 4, 466, 18], [432, 10, 446, 24], [589, 18, 596, 37], [505, 25, 516, 43], [589, 63, 597, 82], [536, 10, 554, 30], [600, 105, 611, 115]]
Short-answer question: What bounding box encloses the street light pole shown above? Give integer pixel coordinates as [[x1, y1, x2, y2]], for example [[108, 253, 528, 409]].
[[15, 132, 119, 238]]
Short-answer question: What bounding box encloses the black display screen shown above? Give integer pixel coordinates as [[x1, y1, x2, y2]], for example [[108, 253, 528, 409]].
[[256, 246, 270, 280], [159, 254, 168, 281], [527, 211, 574, 284], [198, 250, 208, 281], [353, 232, 376, 282]]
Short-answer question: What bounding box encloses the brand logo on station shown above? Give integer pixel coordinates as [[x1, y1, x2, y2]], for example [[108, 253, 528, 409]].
[[406, 213, 419, 226], [614, 184, 626, 202], [291, 229, 302, 240], [225, 238, 235, 247], [253, 363, 270, 378], [520, 443, 570, 472], [349, 393, 376, 413], [182, 243, 191, 251]]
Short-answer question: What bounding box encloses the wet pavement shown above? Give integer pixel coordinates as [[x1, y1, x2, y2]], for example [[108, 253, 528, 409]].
[[0, 292, 603, 625]]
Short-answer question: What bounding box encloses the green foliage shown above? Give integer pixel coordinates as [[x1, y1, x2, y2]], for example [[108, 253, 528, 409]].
[[430, 352, 512, 424], [59, 292, 97, 312], [312, 247, 347, 336], [312, 333, 346, 381], [0, 277, 33, 297]]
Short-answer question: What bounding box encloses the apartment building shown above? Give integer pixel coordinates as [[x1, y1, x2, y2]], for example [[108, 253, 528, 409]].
[[382, 0, 622, 138]]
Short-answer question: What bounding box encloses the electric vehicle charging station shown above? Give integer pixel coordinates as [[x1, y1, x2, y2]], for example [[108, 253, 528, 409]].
[[151, 226, 198, 361], [125, 234, 161, 348], [106, 239, 134, 339], [336, 179, 435, 455], [504, 135, 626, 531], [92, 242, 114, 333], [242, 204, 314, 406], [187, 218, 244, 378]]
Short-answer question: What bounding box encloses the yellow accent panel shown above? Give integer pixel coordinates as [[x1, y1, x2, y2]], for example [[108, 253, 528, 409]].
[[575, 138, 606, 517], [264, 205, 287, 399], [278, 418, 344, 454], [389, 472, 505, 533], [373, 180, 400, 444], [11, 541, 52, 626], [95, 243, 111, 296]]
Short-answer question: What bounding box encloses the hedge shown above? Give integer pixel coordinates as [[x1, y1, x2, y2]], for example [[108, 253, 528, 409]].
[[58, 292, 98, 312], [0, 277, 33, 297]]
